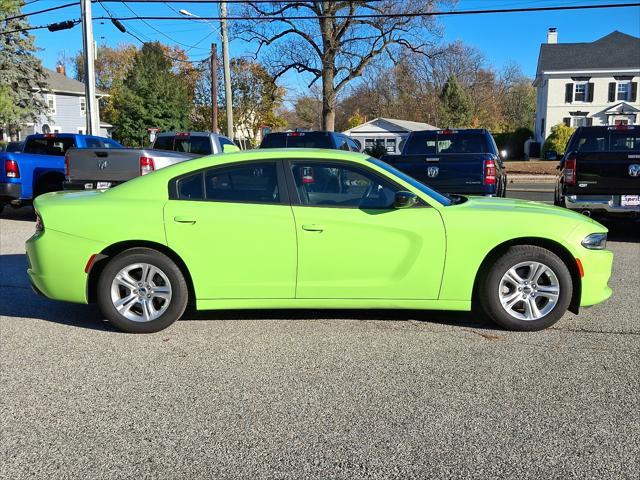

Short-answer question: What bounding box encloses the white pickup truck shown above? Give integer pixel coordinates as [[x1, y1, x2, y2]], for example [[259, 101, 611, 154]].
[[64, 131, 238, 190]]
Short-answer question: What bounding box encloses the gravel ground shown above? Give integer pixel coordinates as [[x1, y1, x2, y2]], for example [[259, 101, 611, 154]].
[[1, 207, 639, 479]]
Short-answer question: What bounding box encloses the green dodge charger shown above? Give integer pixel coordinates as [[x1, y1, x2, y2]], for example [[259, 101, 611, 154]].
[[26, 149, 613, 333]]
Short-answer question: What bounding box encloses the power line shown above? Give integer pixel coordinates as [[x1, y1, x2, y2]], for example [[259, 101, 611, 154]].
[[90, 2, 640, 20], [0, 1, 77, 22]]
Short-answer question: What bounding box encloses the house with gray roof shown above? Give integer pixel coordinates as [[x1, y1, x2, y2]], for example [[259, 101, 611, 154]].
[[343, 117, 438, 154], [533, 29, 640, 143], [18, 65, 112, 139]]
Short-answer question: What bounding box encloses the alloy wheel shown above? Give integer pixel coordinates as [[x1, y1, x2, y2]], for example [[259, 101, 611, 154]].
[[110, 262, 172, 322], [498, 261, 560, 321]]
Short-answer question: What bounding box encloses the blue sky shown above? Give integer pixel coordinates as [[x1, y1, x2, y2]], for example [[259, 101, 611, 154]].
[[22, 0, 640, 94]]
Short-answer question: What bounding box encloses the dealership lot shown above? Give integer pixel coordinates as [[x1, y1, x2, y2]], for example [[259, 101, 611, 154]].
[[1, 202, 639, 479]]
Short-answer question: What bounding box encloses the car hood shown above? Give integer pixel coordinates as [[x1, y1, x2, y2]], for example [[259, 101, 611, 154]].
[[451, 195, 603, 226]]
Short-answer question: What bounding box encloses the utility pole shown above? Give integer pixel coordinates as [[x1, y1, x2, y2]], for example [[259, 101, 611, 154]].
[[210, 43, 219, 133], [220, 1, 233, 141], [80, 0, 99, 135]]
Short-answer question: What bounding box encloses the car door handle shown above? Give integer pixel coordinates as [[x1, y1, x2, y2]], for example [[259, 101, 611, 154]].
[[302, 224, 325, 232], [173, 216, 197, 224]]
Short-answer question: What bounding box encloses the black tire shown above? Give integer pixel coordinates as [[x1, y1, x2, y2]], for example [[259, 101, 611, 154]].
[[96, 248, 188, 333], [478, 245, 573, 331]]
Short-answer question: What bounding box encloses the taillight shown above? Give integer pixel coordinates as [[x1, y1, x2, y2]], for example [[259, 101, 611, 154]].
[[483, 159, 496, 185], [140, 156, 155, 176], [564, 154, 577, 186], [5, 159, 19, 178], [64, 154, 70, 178]]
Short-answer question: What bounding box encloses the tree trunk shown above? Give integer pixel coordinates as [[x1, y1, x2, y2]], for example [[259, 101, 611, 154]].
[[321, 66, 336, 131]]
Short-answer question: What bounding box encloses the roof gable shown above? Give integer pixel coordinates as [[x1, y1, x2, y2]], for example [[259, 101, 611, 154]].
[[344, 117, 438, 133], [537, 31, 640, 73], [42, 68, 106, 96]]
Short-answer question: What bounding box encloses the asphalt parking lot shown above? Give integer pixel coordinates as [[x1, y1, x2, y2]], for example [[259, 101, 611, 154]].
[[1, 193, 639, 479]]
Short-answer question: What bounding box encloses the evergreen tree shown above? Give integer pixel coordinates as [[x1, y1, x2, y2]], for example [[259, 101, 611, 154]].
[[112, 42, 190, 146], [0, 0, 47, 138], [439, 75, 472, 128]]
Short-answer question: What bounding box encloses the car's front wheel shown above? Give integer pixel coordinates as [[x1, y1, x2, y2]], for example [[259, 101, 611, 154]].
[[479, 245, 573, 331], [97, 248, 188, 333]]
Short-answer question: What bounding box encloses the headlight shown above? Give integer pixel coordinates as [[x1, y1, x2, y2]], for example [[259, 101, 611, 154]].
[[581, 233, 607, 250]]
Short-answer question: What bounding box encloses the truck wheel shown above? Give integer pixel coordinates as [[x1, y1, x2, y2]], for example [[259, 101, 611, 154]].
[[478, 245, 572, 331], [96, 248, 189, 333]]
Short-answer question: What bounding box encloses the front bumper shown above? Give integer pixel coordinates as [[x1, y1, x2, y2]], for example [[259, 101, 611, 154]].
[[579, 248, 614, 307], [565, 195, 640, 214], [0, 182, 22, 202]]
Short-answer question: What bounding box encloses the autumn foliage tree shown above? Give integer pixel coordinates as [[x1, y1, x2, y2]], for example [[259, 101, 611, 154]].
[[237, 0, 452, 131]]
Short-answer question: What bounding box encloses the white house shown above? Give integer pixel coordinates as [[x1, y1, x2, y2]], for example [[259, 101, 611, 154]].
[[343, 117, 438, 154], [533, 29, 640, 143], [16, 66, 112, 139]]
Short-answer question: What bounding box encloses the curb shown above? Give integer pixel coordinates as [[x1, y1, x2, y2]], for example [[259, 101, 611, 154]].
[[508, 174, 556, 184]]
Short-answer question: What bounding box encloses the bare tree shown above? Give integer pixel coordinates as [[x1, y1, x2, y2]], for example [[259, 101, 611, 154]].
[[237, 0, 452, 131]]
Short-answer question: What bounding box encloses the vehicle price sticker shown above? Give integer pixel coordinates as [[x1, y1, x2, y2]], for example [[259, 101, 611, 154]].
[[621, 195, 640, 206], [96, 182, 112, 189]]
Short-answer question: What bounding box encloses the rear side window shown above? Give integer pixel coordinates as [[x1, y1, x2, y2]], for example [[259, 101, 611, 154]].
[[173, 162, 280, 204], [404, 132, 488, 155], [24, 137, 76, 156], [153, 136, 174, 151], [205, 163, 279, 203], [177, 172, 204, 200]]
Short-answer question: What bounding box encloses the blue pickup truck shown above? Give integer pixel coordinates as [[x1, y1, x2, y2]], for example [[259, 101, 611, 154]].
[[381, 128, 507, 197], [0, 133, 122, 213]]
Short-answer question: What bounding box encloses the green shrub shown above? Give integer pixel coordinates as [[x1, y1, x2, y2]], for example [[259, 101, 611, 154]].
[[542, 123, 575, 156], [493, 127, 533, 160]]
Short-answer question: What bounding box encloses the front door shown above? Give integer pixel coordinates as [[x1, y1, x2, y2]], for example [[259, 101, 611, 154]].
[[164, 161, 297, 299], [287, 161, 446, 299]]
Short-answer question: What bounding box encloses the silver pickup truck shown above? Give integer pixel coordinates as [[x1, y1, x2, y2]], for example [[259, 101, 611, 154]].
[[64, 132, 238, 190]]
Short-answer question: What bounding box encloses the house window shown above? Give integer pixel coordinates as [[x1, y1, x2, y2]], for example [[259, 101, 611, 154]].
[[574, 82, 587, 102], [571, 117, 589, 128], [617, 82, 630, 101], [80, 97, 86, 115], [386, 138, 396, 153], [45, 94, 56, 115]]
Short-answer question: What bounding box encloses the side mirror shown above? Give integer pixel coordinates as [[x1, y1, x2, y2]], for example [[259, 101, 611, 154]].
[[393, 191, 418, 209], [544, 150, 557, 161], [222, 144, 240, 153]]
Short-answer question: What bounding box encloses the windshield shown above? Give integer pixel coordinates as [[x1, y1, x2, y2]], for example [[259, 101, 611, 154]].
[[261, 132, 334, 149], [368, 157, 453, 206]]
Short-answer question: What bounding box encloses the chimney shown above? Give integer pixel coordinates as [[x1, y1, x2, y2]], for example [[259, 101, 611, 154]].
[[56, 64, 66, 76], [547, 27, 558, 44]]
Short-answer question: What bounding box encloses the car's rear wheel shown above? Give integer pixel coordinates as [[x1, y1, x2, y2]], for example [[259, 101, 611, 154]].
[[97, 248, 188, 333], [479, 245, 572, 331]]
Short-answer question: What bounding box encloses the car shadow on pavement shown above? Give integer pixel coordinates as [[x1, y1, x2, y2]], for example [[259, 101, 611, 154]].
[[0, 206, 35, 222], [0, 253, 500, 332], [0, 253, 112, 331]]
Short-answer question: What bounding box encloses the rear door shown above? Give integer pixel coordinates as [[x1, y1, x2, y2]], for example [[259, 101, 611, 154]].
[[164, 161, 297, 300]]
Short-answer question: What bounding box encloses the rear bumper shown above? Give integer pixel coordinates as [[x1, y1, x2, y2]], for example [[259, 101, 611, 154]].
[[565, 195, 640, 214], [0, 182, 22, 202]]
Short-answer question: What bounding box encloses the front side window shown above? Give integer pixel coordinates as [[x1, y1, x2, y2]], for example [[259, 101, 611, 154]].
[[574, 83, 587, 102], [617, 82, 630, 101], [291, 162, 400, 209]]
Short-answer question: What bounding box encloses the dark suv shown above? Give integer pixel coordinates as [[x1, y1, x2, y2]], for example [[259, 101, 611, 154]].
[[260, 131, 361, 152]]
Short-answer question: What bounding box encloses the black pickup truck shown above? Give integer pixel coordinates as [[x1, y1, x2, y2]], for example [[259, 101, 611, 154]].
[[380, 128, 507, 196], [554, 125, 640, 217]]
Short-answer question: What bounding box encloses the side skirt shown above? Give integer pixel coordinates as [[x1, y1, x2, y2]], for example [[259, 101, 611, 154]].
[[195, 298, 471, 311]]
